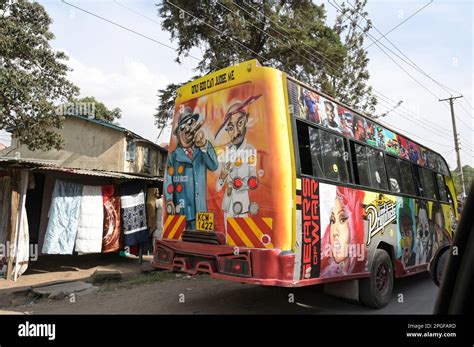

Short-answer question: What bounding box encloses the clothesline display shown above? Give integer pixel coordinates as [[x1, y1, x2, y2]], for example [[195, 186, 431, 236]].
[[42, 179, 150, 255]]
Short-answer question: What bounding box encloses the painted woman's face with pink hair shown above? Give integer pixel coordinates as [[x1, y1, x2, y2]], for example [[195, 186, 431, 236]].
[[329, 197, 350, 263]]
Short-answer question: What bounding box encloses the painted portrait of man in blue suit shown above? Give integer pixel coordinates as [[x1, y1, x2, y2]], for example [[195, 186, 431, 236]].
[[165, 106, 218, 230]]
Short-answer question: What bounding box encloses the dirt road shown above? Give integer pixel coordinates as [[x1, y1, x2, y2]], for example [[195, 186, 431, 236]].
[[1, 271, 438, 314]]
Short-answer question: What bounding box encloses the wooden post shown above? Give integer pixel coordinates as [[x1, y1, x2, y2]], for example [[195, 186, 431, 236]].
[[6, 168, 20, 281]]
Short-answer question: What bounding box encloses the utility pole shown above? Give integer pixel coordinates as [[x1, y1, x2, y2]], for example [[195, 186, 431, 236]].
[[439, 95, 466, 206]]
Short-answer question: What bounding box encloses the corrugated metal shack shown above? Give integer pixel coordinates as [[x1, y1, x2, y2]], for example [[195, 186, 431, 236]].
[[0, 158, 162, 282]]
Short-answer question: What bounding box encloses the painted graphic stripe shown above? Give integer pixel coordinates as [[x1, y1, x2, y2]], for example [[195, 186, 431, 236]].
[[226, 231, 236, 246], [296, 178, 302, 190], [168, 216, 185, 239], [235, 218, 264, 248], [226, 223, 245, 247], [228, 218, 254, 248], [261, 217, 273, 232], [163, 215, 174, 236], [296, 195, 302, 205], [245, 218, 273, 248], [162, 215, 179, 239], [173, 217, 186, 240]]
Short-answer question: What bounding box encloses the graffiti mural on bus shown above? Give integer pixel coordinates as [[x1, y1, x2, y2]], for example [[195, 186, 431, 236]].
[[397, 198, 417, 268], [214, 95, 262, 223], [415, 200, 431, 265], [320, 184, 367, 277], [430, 202, 452, 258], [165, 106, 218, 230], [300, 177, 321, 279]]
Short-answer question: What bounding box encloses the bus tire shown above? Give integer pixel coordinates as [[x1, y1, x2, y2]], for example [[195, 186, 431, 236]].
[[359, 249, 393, 309]]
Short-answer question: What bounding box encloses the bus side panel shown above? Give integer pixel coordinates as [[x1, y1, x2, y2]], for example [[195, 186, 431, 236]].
[[162, 66, 292, 252], [293, 180, 455, 283]]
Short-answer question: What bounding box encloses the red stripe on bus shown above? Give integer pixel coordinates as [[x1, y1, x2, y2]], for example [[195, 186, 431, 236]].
[[252, 217, 272, 236], [234, 218, 264, 248], [162, 215, 179, 239], [226, 222, 246, 247], [172, 217, 186, 240]]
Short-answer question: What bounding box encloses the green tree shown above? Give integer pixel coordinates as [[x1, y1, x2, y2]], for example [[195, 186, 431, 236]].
[[72, 96, 122, 123], [332, 0, 377, 113], [0, 0, 79, 151], [154, 0, 348, 130], [451, 165, 474, 198]]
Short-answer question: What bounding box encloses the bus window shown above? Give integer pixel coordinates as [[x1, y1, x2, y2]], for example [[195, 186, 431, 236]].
[[353, 143, 371, 187], [296, 121, 313, 175], [367, 147, 388, 191], [318, 128, 350, 183], [436, 173, 448, 202], [308, 126, 324, 177], [420, 167, 437, 200], [399, 160, 416, 196], [385, 155, 402, 193]]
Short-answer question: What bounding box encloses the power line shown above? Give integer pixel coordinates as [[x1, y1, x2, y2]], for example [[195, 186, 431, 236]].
[[61, 0, 202, 62], [338, 0, 474, 134], [374, 96, 455, 142], [364, 0, 433, 50], [164, 1, 269, 64]]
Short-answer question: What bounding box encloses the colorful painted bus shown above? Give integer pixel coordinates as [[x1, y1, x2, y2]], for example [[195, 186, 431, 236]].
[[152, 59, 459, 308]]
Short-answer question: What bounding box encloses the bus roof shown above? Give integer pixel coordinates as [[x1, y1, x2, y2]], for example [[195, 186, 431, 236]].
[[176, 59, 451, 176]]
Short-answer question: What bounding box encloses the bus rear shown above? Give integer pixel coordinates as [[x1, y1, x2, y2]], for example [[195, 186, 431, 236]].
[[152, 60, 297, 285]]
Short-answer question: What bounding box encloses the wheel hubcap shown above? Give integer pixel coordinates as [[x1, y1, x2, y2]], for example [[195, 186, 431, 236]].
[[376, 263, 389, 294]]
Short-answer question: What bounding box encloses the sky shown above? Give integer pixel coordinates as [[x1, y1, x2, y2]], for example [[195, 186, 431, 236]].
[[1, 0, 472, 170]]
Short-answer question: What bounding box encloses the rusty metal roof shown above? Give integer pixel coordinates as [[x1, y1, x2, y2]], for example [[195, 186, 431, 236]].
[[34, 166, 162, 181]]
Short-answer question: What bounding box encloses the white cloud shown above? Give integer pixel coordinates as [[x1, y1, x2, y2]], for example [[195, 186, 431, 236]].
[[66, 53, 169, 143]]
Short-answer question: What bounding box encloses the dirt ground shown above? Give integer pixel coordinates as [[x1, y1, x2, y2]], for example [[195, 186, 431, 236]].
[[0, 269, 437, 315]]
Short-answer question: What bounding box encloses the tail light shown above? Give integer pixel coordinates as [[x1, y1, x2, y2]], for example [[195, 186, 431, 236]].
[[155, 247, 172, 264], [222, 258, 250, 277]]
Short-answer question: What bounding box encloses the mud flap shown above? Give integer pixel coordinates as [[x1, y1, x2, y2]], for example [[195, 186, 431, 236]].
[[323, 279, 359, 302]]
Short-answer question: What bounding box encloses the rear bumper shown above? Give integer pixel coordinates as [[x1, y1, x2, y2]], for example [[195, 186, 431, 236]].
[[152, 239, 296, 286], [152, 239, 370, 287]]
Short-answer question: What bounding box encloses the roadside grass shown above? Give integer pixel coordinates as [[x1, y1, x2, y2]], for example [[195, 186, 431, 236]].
[[98, 270, 177, 292]]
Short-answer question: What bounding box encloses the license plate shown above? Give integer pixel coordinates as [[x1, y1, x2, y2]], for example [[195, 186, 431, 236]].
[[196, 212, 214, 232]]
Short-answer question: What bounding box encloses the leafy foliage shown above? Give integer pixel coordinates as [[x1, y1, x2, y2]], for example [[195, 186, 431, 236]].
[[332, 0, 377, 113], [73, 96, 122, 123], [0, 0, 79, 151], [155, 0, 357, 129]]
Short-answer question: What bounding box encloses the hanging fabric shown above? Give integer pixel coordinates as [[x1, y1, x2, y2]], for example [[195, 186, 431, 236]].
[[146, 187, 159, 235], [13, 199, 29, 279], [119, 182, 148, 246], [102, 185, 121, 253], [42, 180, 83, 255], [75, 185, 104, 254], [0, 176, 11, 274]]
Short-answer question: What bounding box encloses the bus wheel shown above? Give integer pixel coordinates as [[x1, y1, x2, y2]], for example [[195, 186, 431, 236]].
[[359, 249, 393, 309]]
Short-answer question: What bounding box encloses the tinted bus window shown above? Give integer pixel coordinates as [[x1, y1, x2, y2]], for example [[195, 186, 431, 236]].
[[309, 127, 324, 177], [354, 143, 371, 187], [385, 155, 402, 193], [296, 121, 312, 175], [399, 160, 416, 196], [420, 167, 437, 200], [318, 128, 350, 183], [367, 147, 388, 190], [436, 173, 448, 202]]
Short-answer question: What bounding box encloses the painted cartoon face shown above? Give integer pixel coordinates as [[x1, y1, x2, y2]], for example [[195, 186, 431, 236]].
[[400, 220, 414, 266], [325, 102, 335, 123], [329, 197, 350, 263], [178, 117, 198, 148], [226, 112, 248, 147], [433, 211, 445, 245], [417, 208, 430, 246], [354, 119, 365, 139]]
